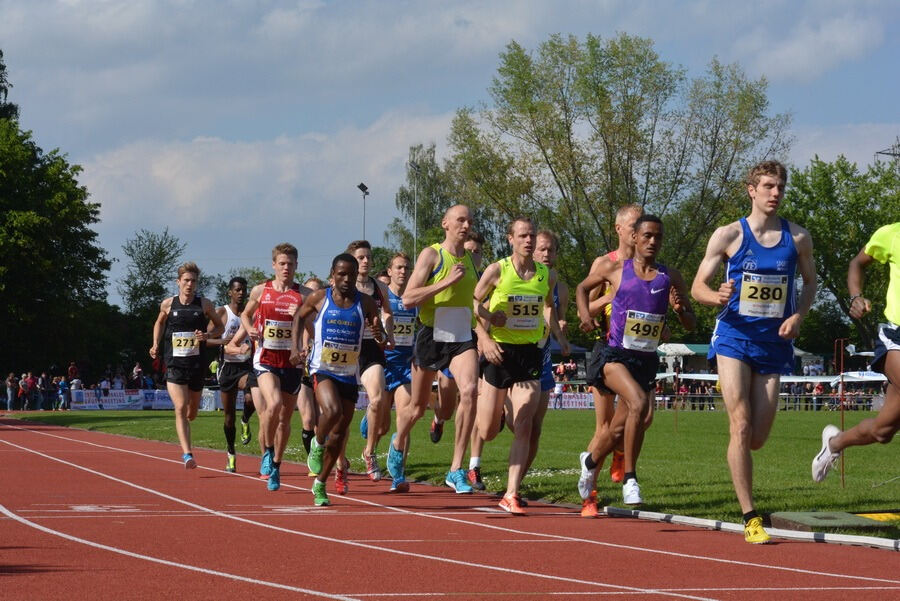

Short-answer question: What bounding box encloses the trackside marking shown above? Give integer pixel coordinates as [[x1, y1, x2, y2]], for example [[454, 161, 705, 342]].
[[5, 423, 900, 586], [0, 503, 359, 600]]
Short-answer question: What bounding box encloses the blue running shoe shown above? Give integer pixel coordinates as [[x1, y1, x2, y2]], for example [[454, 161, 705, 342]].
[[267, 465, 280, 491], [388, 476, 409, 493], [360, 413, 368, 439], [182, 453, 196, 469], [445, 469, 473, 494], [307, 436, 324, 475], [259, 448, 272, 479], [387, 433, 404, 480]]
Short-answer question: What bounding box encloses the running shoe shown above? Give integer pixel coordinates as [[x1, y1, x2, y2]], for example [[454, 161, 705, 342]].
[[622, 478, 642, 505], [577, 452, 595, 500], [240, 420, 251, 445], [581, 490, 599, 518], [445, 469, 473, 494], [388, 477, 409, 493], [744, 516, 771, 544], [499, 492, 526, 515], [516, 494, 529, 507], [610, 449, 625, 483], [360, 413, 368, 439], [429, 418, 443, 443], [259, 448, 272, 479], [225, 453, 236, 473], [267, 464, 280, 491], [335, 466, 349, 495], [387, 433, 404, 480], [312, 480, 330, 506], [467, 466, 486, 491], [812, 424, 841, 483], [307, 437, 324, 475], [362, 451, 383, 482], [183, 453, 197, 470]]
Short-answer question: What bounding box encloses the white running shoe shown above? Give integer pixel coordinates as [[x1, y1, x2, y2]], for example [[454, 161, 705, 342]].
[[812, 424, 841, 482], [577, 452, 595, 500], [622, 478, 642, 505]]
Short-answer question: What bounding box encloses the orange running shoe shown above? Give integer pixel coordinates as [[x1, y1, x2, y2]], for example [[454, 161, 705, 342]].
[[581, 490, 599, 518], [499, 493, 526, 515], [335, 466, 349, 495], [610, 450, 625, 483]]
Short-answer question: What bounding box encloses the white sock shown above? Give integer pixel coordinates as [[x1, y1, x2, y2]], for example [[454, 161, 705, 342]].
[[469, 456, 481, 470]]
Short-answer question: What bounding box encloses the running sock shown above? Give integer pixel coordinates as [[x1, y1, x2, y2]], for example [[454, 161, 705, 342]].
[[224, 424, 236, 455], [624, 471, 637, 482], [266, 445, 275, 456], [469, 456, 481, 470], [241, 399, 256, 422], [742, 510, 759, 524], [584, 454, 599, 471], [434, 417, 444, 424], [272, 460, 281, 469], [301, 429, 314, 454]]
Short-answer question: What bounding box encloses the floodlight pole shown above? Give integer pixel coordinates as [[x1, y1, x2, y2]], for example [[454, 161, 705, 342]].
[[409, 160, 420, 257], [357, 183, 369, 239]]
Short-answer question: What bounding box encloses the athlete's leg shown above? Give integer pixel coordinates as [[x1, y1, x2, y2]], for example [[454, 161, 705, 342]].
[[449, 348, 479, 472], [394, 364, 435, 452], [361, 364, 388, 458], [256, 372, 284, 455], [475, 378, 507, 443], [524, 391, 550, 475], [436, 371, 458, 421], [220, 388, 238, 455], [274, 391, 299, 463], [312, 379, 353, 482], [829, 351, 900, 451], [168, 381, 194, 455], [589, 364, 650, 469], [505, 381, 540, 497]]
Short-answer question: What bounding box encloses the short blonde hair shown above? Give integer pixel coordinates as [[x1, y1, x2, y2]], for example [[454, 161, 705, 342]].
[[177, 261, 200, 279], [271, 243, 298, 262]]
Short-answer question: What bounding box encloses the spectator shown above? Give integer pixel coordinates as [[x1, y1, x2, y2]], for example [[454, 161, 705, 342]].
[[67, 361, 79, 382], [813, 381, 825, 411], [56, 376, 69, 410], [99, 377, 111, 397], [112, 374, 125, 390], [553, 380, 564, 410], [564, 357, 577, 379], [5, 372, 17, 410], [38, 371, 52, 410], [131, 362, 143, 387], [25, 372, 38, 410]]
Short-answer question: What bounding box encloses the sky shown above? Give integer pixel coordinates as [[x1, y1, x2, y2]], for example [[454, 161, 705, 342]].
[[2, 0, 899, 305]]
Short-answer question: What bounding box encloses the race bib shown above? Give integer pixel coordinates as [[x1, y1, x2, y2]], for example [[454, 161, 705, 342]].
[[622, 310, 664, 352], [322, 341, 360, 376], [262, 319, 293, 350], [172, 331, 199, 357], [433, 306, 472, 343], [506, 295, 542, 330], [738, 272, 787, 318], [393, 315, 416, 347]]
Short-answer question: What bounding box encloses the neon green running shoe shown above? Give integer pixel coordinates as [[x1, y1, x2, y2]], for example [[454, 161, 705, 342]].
[[307, 436, 324, 475], [240, 420, 251, 445], [225, 453, 236, 473], [312, 480, 330, 506]]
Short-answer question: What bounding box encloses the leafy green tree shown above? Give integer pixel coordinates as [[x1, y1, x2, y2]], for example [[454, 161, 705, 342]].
[[118, 228, 186, 317], [0, 119, 110, 371], [0, 50, 18, 120], [784, 156, 897, 350]]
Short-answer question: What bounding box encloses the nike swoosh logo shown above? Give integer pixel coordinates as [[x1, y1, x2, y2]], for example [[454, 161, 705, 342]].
[[651, 288, 665, 294], [538, 275, 545, 281]]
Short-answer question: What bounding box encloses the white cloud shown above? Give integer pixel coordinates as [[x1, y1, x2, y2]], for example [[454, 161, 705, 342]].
[[789, 122, 900, 169]]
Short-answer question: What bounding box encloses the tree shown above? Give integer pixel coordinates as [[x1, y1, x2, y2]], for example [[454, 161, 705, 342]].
[[118, 228, 186, 317], [0, 120, 110, 371], [784, 156, 897, 350], [0, 50, 18, 120]]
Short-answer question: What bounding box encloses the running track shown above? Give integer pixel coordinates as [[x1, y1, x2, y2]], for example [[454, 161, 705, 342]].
[[2, 418, 898, 601]]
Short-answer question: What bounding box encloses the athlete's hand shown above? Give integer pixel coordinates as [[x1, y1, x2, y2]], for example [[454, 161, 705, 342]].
[[289, 347, 307, 367], [247, 326, 260, 341], [716, 279, 736, 305], [559, 339, 570, 357], [489, 310, 507, 328], [558, 319, 568, 332], [194, 329, 209, 342], [778, 313, 803, 340], [669, 286, 687, 314], [578, 309, 599, 333], [479, 338, 504, 365], [849, 296, 871, 320], [661, 325, 672, 342], [446, 262, 467, 285], [149, 345, 158, 359]]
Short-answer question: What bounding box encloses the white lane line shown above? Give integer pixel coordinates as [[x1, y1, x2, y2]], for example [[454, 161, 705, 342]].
[[0, 503, 359, 600], [6, 423, 900, 586], [0, 436, 719, 601]]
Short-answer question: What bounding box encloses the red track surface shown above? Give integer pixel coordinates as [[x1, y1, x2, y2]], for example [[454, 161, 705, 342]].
[[2, 418, 898, 601]]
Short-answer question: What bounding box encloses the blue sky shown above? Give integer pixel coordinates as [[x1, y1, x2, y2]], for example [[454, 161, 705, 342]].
[[2, 0, 898, 305]]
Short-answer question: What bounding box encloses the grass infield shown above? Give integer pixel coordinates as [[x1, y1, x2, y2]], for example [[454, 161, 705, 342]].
[[10, 407, 899, 538]]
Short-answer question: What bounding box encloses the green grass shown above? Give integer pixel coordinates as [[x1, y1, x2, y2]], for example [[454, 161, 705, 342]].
[[11, 408, 899, 538]]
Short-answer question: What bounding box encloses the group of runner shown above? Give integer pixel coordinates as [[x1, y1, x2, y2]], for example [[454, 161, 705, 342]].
[[149, 160, 900, 541]]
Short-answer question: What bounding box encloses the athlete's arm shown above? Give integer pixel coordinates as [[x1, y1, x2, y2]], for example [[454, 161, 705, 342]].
[[402, 246, 464, 308], [375, 280, 395, 350], [202, 298, 225, 340], [556, 278, 569, 333], [224, 324, 250, 356], [149, 298, 172, 359], [691, 224, 740, 307], [291, 289, 325, 366], [585, 255, 611, 317], [576, 261, 616, 332], [545, 270, 569, 356], [362, 293, 388, 348], [205, 307, 230, 346], [847, 246, 875, 319], [241, 283, 264, 340], [667, 268, 697, 331], [779, 226, 816, 340], [473, 262, 505, 365]]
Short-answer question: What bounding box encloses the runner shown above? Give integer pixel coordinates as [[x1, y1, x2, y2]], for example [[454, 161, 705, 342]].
[[149, 262, 224, 468], [347, 240, 395, 485], [432, 231, 485, 445], [381, 252, 417, 491], [224, 325, 267, 460], [692, 160, 815, 544], [297, 277, 324, 459], [577, 215, 695, 509], [240, 243, 312, 491], [812, 222, 900, 481], [575, 203, 645, 516], [206, 276, 253, 472], [473, 217, 568, 514], [293, 253, 386, 506], [389, 204, 480, 493]]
